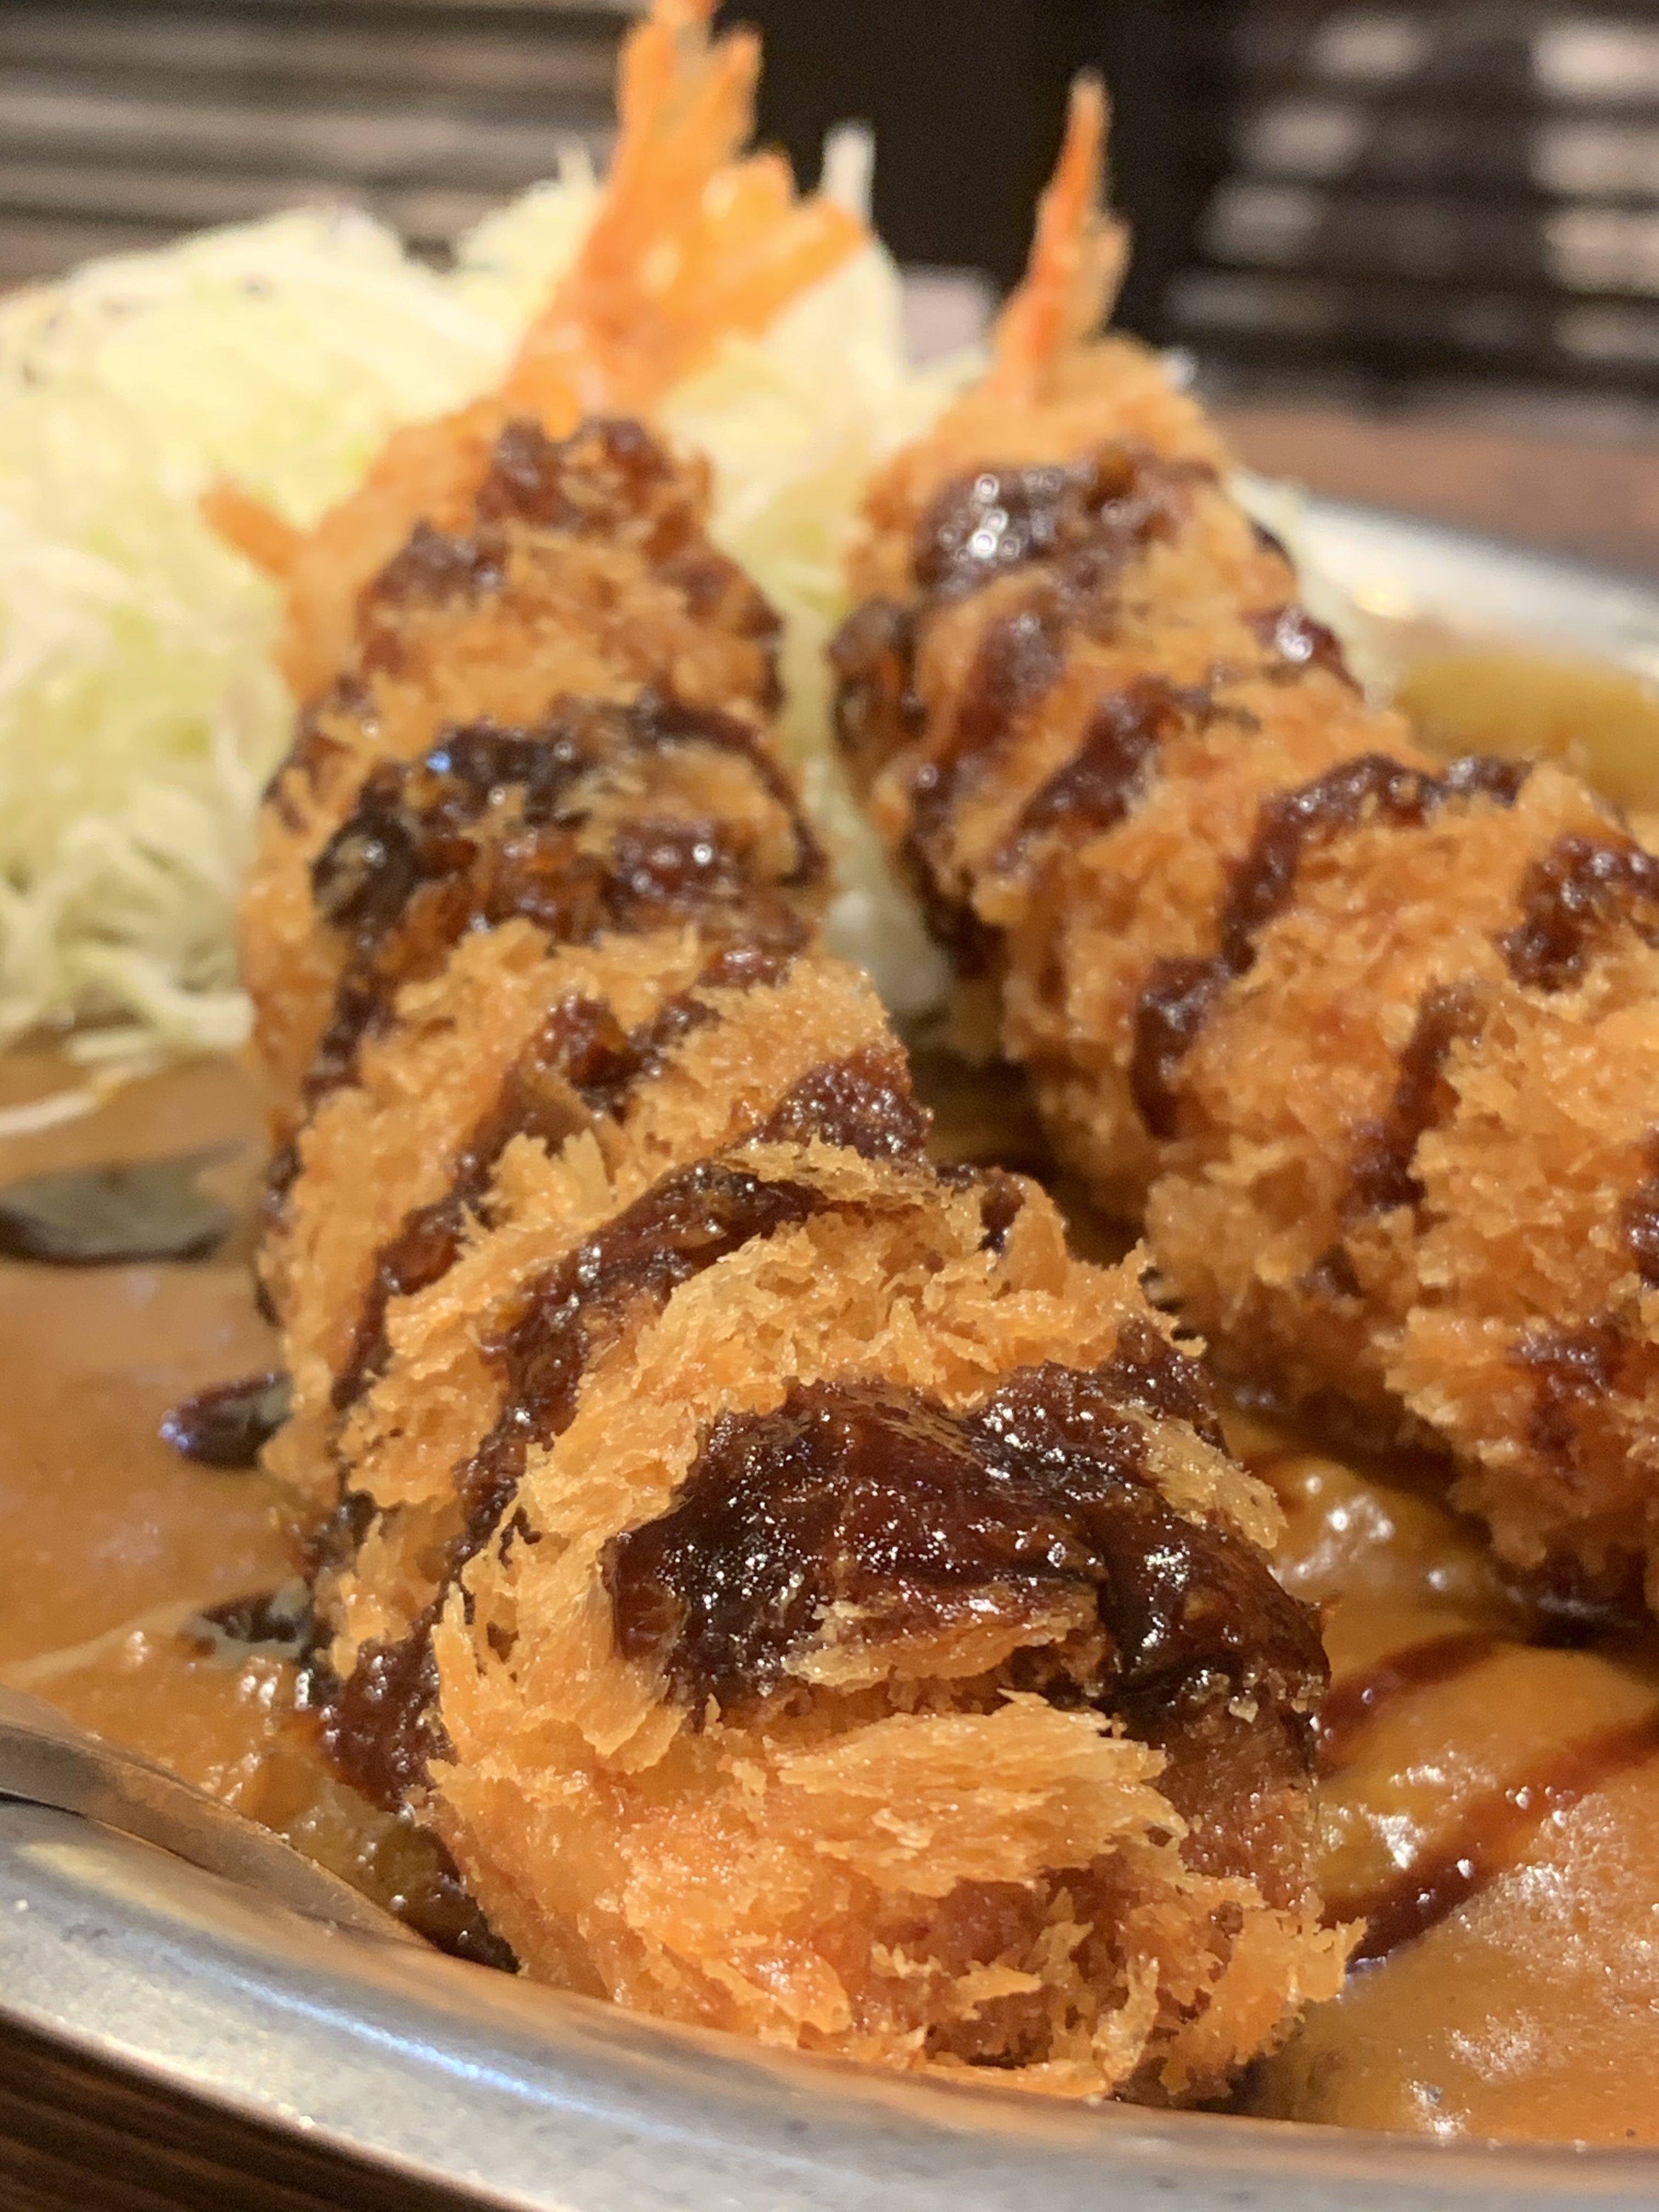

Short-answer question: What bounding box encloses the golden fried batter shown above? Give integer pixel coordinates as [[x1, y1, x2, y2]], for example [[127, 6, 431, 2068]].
[[242, 417, 795, 1108], [239, 44, 1347, 2092], [836, 82, 1659, 1606], [298, 949, 1343, 2095], [207, 0, 861, 703], [259, 760, 1345, 2093]]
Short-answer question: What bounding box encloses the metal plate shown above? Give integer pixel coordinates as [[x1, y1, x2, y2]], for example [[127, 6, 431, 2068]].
[[5, 498, 1659, 2209]]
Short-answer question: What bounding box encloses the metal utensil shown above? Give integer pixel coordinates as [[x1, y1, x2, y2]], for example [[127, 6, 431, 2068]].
[[0, 1683, 414, 1943]]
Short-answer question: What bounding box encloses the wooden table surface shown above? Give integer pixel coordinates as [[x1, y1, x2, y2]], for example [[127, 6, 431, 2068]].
[[1218, 404, 1659, 581]]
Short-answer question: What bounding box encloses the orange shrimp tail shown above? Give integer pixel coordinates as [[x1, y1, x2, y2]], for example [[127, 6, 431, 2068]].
[[988, 74, 1130, 402], [213, 0, 866, 706], [201, 479, 302, 582], [504, 1, 861, 421]]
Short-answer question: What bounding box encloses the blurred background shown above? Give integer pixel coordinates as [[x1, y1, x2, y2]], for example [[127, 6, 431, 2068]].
[[8, 0, 1659, 568]]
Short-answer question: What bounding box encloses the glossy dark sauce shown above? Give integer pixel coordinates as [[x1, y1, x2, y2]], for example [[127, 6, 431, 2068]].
[[753, 1045, 931, 1162], [912, 447, 1215, 605], [161, 1370, 292, 1469], [317, 1029, 1006, 1804], [366, 519, 505, 615], [452, 1165, 825, 1567], [362, 414, 778, 677], [828, 597, 921, 783], [606, 1363, 1324, 1732], [1098, 1311, 1227, 1451], [1246, 604, 1356, 689], [901, 603, 1066, 971], [299, 693, 821, 1129], [998, 676, 1204, 866], [473, 416, 679, 536], [1336, 1707, 1659, 1961], [1131, 753, 1528, 1137], [1346, 981, 1485, 1218], [321, 1615, 449, 1813], [319, 1163, 829, 1802], [329, 999, 608, 1417], [1316, 1630, 1498, 1772], [0, 1149, 234, 1266], [1513, 1319, 1627, 1459], [976, 1171, 1026, 1254], [1500, 832, 1659, 992], [832, 446, 1216, 973]]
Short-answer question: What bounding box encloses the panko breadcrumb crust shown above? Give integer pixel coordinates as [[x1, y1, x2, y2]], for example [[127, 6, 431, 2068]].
[[246, 405, 1348, 2100], [837, 331, 1659, 1610]]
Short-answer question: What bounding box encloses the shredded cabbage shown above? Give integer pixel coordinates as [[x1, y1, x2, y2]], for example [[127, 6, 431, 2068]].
[[0, 162, 963, 1097]]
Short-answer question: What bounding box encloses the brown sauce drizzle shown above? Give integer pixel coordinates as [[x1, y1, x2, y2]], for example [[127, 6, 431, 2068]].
[[294, 693, 820, 1146], [161, 1370, 292, 1469], [194, 1581, 315, 1655], [330, 955, 810, 1420], [360, 415, 779, 680], [1511, 1319, 1628, 1458], [752, 1044, 931, 1161], [317, 1032, 938, 1807], [453, 1163, 822, 1556], [322, 1616, 449, 1814], [912, 446, 1215, 606], [1623, 1132, 1659, 1289], [319, 1164, 828, 1807], [901, 602, 1067, 973], [832, 447, 1216, 975], [828, 597, 922, 782], [998, 676, 1206, 867], [1099, 1312, 1228, 1451], [1316, 1631, 1498, 1773], [1346, 981, 1486, 1218], [1245, 604, 1356, 689], [1335, 1707, 1659, 1962], [0, 1149, 235, 1266], [976, 1172, 1026, 1254], [1131, 753, 1529, 1138], [605, 1362, 1324, 1732], [1500, 832, 1659, 992], [328, 1002, 601, 1417], [366, 520, 505, 615]]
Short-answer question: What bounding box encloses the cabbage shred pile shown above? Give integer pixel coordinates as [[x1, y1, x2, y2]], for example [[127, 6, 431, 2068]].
[[0, 160, 961, 1098]]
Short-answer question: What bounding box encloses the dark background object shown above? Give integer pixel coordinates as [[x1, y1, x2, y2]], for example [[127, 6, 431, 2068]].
[[0, 0, 630, 284], [726, 0, 1232, 341], [1175, 0, 1659, 407], [735, 0, 1659, 420]]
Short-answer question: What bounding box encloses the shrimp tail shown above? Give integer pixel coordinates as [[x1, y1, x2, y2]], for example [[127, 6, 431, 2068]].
[[504, 0, 861, 420], [986, 74, 1130, 402], [200, 479, 302, 582], [208, 0, 864, 704]]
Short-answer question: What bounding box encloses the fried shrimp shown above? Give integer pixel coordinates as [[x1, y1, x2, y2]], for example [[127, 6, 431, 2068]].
[[269, 906, 1343, 2097], [245, 434, 1346, 2096], [242, 416, 800, 1116], [834, 81, 1659, 1608], [206, 0, 861, 706], [237, 55, 1349, 2090]]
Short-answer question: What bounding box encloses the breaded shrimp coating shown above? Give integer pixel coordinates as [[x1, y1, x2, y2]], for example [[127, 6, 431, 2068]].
[[269, 929, 894, 1526], [304, 989, 1341, 2097], [258, 659, 1344, 2098], [835, 82, 1659, 1606], [263, 856, 1347, 2094], [244, 416, 802, 1110]]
